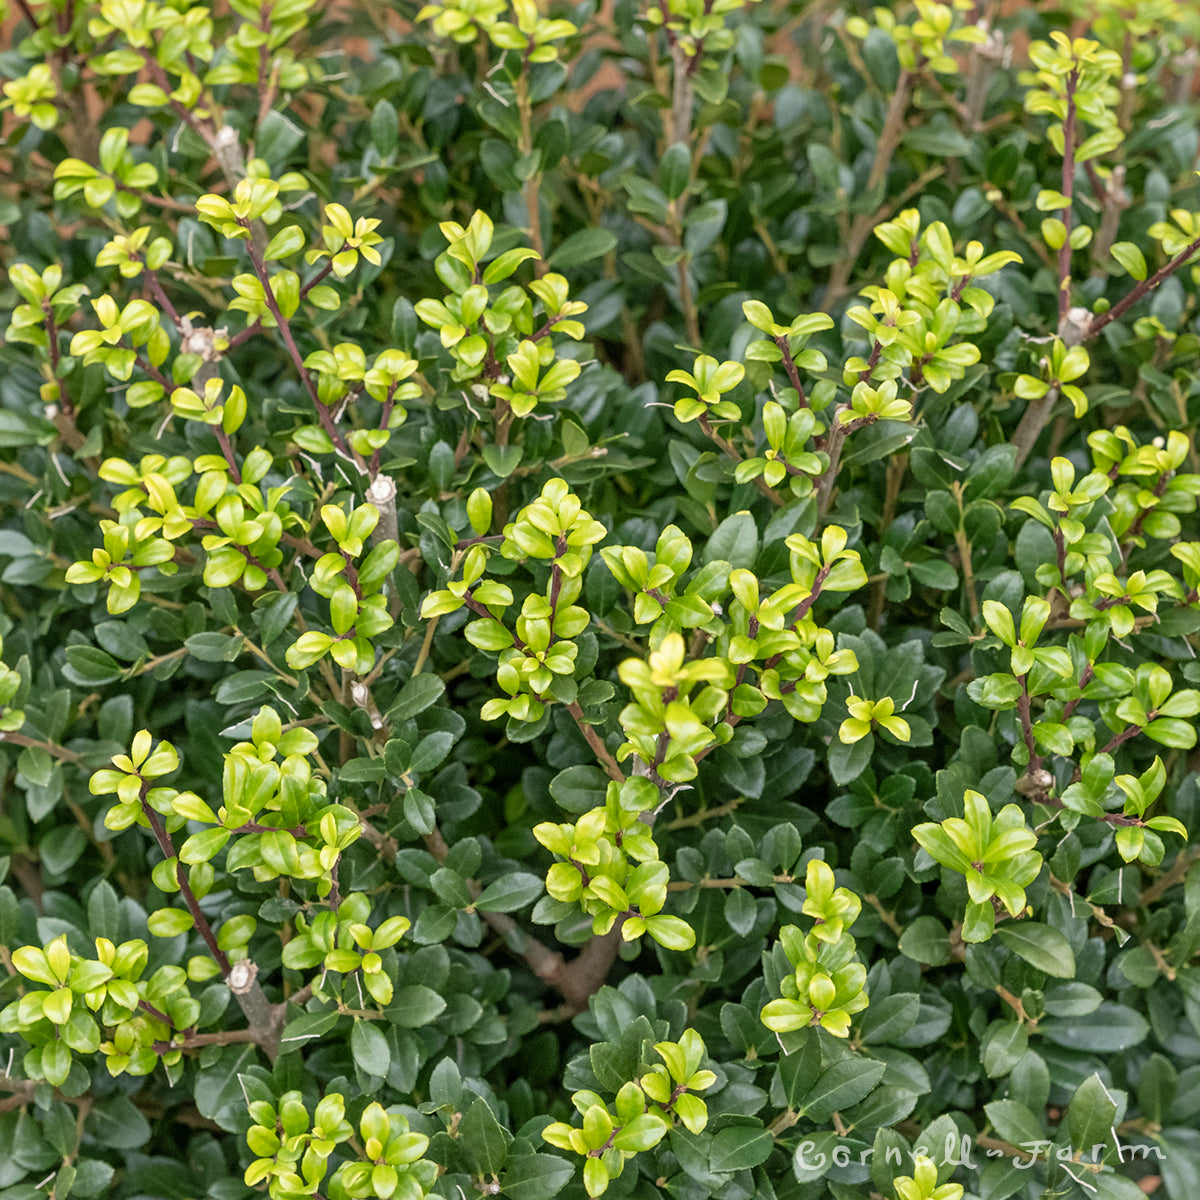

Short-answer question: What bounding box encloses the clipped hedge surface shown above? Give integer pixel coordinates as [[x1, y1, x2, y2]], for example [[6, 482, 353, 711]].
[[1, 2, 1200, 1200]]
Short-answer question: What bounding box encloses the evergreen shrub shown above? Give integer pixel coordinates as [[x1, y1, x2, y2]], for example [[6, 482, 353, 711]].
[[1, 1, 1200, 1198]]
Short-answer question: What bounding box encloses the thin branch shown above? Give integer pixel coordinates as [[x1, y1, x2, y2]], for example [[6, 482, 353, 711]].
[[696, 563, 833, 759], [1097, 723, 1141, 755], [775, 336, 809, 407], [698, 415, 784, 507], [660, 796, 743, 830], [1087, 231, 1200, 340], [141, 267, 182, 329], [1057, 68, 1079, 326], [815, 421, 846, 520], [154, 1028, 261, 1054], [118, 184, 197, 213], [138, 1000, 173, 1024], [0, 731, 84, 764], [12, 0, 39, 30], [421, 828, 571, 991], [666, 872, 793, 891], [565, 702, 626, 783], [138, 788, 231, 977], [1138, 845, 1200, 906], [239, 221, 364, 469], [133, 353, 174, 394], [225, 262, 335, 350], [1035, 793, 1144, 827], [823, 69, 914, 307], [1015, 674, 1042, 773]]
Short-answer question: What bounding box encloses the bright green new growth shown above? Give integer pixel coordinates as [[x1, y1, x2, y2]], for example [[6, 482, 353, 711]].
[[244, 1092, 435, 1200], [2, 0, 1200, 1197], [894, 1156, 964, 1200], [912, 792, 1042, 942], [760, 860, 869, 1037], [534, 777, 695, 950], [541, 1030, 715, 1197]]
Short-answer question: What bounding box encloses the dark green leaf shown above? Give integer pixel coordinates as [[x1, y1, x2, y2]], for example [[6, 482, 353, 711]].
[[350, 1020, 390, 1079], [460, 1098, 511, 1176], [548, 228, 618, 268], [474, 873, 544, 912], [799, 1058, 886, 1123], [498, 1155, 576, 1200], [1066, 1073, 1117, 1154], [708, 1126, 774, 1172], [996, 923, 1077, 979]]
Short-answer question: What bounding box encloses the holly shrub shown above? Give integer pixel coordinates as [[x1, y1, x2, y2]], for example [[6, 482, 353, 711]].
[[1, 0, 1200, 1198]]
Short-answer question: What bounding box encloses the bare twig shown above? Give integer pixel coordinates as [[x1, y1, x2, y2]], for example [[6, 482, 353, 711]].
[[1086, 232, 1200, 341]]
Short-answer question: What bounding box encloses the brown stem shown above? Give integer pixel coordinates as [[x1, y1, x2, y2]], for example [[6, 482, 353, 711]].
[[824, 69, 913, 307], [1120, 472, 1172, 567], [864, 893, 904, 937], [694, 564, 832, 759], [0, 731, 83, 764], [953, 525, 979, 622], [240, 221, 364, 471], [133, 353, 174, 394], [658, 41, 702, 346], [1011, 385, 1060, 470], [1052, 523, 1068, 584], [697, 413, 741, 460], [369, 388, 398, 477], [1057, 69, 1079, 326], [669, 41, 694, 152], [463, 593, 526, 649], [215, 428, 242, 483], [675, 256, 701, 348], [225, 263, 335, 350], [140, 798, 230, 974], [6, 856, 42, 910], [366, 476, 399, 552], [241, 230, 321, 412], [1035, 794, 1143, 827], [142, 267, 181, 329], [1015, 674, 1042, 773], [1087, 231, 1200, 340], [136, 781, 278, 1052], [41, 305, 84, 443], [667, 872, 793, 891], [548, 925, 624, 1013], [232, 821, 309, 837], [154, 1028, 261, 1054], [698, 415, 784, 506], [816, 421, 846, 520], [1098, 724, 1140, 755], [253, 30, 279, 139], [565, 701, 625, 783], [422, 827, 614, 1010], [660, 796, 742, 830], [765, 566, 831, 670], [118, 184, 196, 213], [139, 51, 218, 158], [1139, 845, 1200, 905], [1091, 164, 1128, 268], [227, 960, 279, 1055], [515, 67, 547, 275], [775, 336, 809, 407], [1062, 662, 1093, 720], [138, 999, 173, 1024]]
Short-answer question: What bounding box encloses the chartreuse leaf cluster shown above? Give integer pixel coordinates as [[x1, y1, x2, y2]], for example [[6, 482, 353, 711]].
[[542, 1030, 715, 1197]]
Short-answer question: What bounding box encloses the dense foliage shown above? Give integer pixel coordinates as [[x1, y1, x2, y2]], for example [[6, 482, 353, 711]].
[[2, 1, 1200, 1199]]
